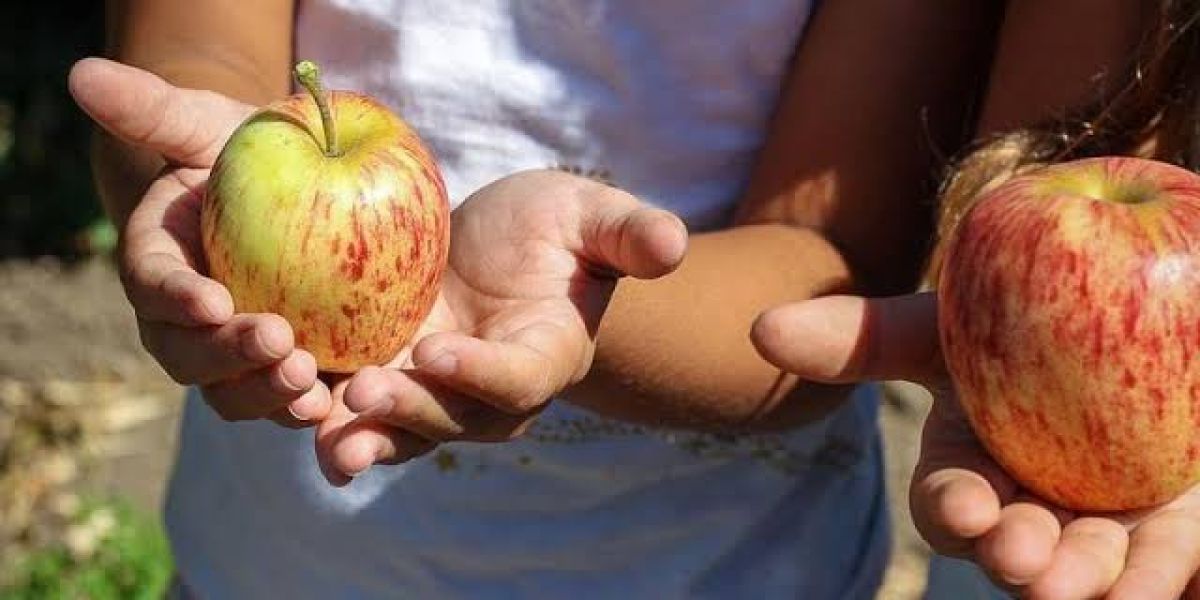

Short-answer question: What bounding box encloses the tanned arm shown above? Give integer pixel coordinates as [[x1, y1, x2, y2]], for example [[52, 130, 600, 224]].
[[569, 0, 1004, 430], [973, 0, 1154, 136]]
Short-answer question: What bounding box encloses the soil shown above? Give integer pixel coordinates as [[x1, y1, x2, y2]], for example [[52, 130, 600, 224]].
[[0, 257, 933, 598], [0, 257, 184, 508]]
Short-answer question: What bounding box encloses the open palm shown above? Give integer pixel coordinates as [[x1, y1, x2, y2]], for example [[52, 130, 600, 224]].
[[318, 170, 688, 483], [753, 292, 1200, 599]]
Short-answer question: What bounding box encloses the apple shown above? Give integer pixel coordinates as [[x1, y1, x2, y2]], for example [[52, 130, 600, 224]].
[[938, 156, 1200, 511], [201, 61, 449, 372]]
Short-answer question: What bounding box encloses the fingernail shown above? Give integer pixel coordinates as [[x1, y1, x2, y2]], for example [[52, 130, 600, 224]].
[[255, 322, 292, 360], [286, 404, 309, 422], [278, 352, 317, 392], [243, 325, 287, 362], [287, 391, 324, 421], [353, 393, 394, 418], [417, 352, 457, 377]]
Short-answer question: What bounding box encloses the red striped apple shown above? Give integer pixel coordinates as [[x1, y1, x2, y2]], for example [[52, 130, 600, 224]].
[[938, 156, 1200, 511], [201, 61, 449, 373]]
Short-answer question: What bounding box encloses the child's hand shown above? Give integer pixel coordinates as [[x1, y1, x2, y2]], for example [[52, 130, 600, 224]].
[[69, 58, 331, 426], [752, 293, 1200, 599], [315, 170, 688, 483]]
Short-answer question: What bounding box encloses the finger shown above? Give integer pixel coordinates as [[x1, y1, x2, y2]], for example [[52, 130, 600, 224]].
[[326, 421, 437, 477], [139, 314, 293, 384], [315, 389, 357, 486], [1027, 517, 1128, 600], [1107, 508, 1200, 600], [68, 57, 250, 167], [412, 327, 578, 415], [122, 248, 234, 326], [342, 366, 531, 441], [911, 467, 1004, 558], [200, 350, 318, 421], [314, 396, 435, 484], [265, 381, 333, 428], [571, 180, 688, 279], [751, 293, 944, 385], [974, 502, 1062, 587]]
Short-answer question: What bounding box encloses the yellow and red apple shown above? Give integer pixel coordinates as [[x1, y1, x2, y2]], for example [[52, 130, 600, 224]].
[[201, 61, 449, 373], [939, 156, 1200, 511]]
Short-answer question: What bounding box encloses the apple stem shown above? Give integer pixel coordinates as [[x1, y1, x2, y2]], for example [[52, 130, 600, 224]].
[[294, 60, 341, 157]]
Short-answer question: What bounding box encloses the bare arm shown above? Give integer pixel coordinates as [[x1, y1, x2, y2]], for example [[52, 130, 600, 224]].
[[570, 0, 1003, 430], [973, 0, 1153, 136]]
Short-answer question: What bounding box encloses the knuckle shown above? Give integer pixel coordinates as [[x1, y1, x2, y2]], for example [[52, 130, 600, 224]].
[[388, 397, 422, 424]]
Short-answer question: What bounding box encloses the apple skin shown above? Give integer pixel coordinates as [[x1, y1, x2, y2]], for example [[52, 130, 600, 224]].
[[938, 156, 1200, 511], [201, 91, 449, 373]]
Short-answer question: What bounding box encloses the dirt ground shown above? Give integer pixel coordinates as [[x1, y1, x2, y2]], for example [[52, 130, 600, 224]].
[[0, 257, 934, 598]]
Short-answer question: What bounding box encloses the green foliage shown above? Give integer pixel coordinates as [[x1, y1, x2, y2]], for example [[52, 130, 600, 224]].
[[0, 2, 108, 259], [1, 500, 174, 600]]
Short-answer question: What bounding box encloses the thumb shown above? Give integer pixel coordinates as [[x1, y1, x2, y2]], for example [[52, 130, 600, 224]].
[[577, 187, 688, 280], [750, 292, 946, 385], [67, 57, 252, 167]]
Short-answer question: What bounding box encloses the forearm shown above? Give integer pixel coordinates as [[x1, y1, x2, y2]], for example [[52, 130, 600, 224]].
[[735, 0, 1002, 295], [974, 0, 1153, 136], [566, 1, 1000, 431], [567, 224, 855, 431]]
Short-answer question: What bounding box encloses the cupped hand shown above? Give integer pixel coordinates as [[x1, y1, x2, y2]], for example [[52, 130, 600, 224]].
[[68, 58, 331, 426], [752, 292, 1200, 599], [316, 170, 688, 483]]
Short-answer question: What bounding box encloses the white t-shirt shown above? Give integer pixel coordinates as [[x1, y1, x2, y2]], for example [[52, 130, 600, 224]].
[[165, 1, 889, 597]]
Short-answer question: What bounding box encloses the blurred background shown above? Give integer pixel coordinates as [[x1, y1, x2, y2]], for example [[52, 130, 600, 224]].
[[1, 3, 178, 598], [0, 3, 935, 598]]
